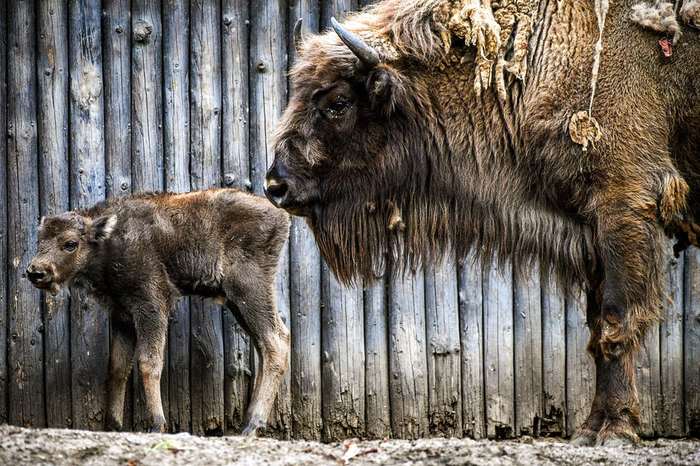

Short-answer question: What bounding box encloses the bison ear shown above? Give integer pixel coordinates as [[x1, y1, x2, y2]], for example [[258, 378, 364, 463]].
[[89, 215, 118, 242], [366, 65, 405, 116]]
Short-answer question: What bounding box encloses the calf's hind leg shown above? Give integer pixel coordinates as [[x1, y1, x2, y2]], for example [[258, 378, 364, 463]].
[[224, 268, 290, 436], [133, 306, 169, 433]]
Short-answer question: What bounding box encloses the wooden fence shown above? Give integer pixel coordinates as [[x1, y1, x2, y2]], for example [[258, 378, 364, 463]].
[[0, 0, 698, 441]]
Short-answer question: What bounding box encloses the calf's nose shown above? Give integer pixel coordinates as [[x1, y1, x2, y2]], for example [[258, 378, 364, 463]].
[[26, 265, 47, 283]]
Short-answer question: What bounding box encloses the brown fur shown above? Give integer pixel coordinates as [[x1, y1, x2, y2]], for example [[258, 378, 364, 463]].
[[27, 189, 290, 435], [267, 0, 700, 445]]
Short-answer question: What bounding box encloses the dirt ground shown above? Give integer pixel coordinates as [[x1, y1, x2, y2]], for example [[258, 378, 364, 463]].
[[1, 425, 698, 466]]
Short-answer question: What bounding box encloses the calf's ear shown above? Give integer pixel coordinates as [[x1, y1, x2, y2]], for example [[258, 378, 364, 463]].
[[89, 215, 118, 242], [366, 64, 406, 117]]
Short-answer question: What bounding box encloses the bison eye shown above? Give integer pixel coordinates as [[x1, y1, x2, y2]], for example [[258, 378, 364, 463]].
[[325, 97, 350, 118], [63, 240, 79, 252]]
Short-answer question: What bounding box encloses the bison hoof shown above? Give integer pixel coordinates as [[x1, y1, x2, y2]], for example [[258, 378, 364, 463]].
[[570, 428, 597, 446], [596, 420, 640, 447]]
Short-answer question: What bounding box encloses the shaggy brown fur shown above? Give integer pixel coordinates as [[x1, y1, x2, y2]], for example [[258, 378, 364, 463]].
[[26, 189, 290, 436], [267, 0, 699, 446]]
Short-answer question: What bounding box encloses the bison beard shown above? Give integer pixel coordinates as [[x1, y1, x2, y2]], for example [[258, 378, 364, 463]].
[[271, 0, 700, 447]]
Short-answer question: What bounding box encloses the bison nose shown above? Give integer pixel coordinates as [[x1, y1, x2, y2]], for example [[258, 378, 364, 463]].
[[265, 178, 289, 207], [265, 159, 291, 207]]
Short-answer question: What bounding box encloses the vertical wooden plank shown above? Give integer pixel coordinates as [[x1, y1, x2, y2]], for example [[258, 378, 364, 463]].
[[540, 274, 566, 436], [131, 0, 166, 432], [364, 279, 391, 439], [7, 0, 45, 428], [684, 249, 700, 436], [163, 0, 191, 433], [636, 316, 661, 437], [425, 258, 462, 437], [321, 264, 365, 440], [565, 287, 595, 437], [249, 0, 292, 438], [0, 0, 8, 425], [388, 271, 428, 439], [103, 0, 132, 199], [37, 0, 72, 429], [317, 0, 365, 443], [190, 0, 225, 436], [289, 221, 323, 440], [286, 0, 323, 441], [103, 0, 133, 431], [483, 259, 514, 438], [514, 266, 543, 436], [69, 0, 109, 430], [660, 250, 684, 436], [221, 0, 252, 434], [458, 255, 485, 439]]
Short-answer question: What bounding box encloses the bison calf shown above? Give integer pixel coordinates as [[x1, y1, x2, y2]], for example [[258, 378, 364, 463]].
[[26, 189, 290, 435]]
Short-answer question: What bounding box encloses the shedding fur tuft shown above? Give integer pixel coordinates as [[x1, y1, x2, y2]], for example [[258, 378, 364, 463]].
[[630, 1, 682, 43]]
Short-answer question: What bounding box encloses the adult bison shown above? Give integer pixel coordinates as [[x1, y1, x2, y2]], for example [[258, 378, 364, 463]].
[[265, 0, 700, 446]]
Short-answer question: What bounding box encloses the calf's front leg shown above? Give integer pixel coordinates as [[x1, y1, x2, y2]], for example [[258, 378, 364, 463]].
[[105, 319, 136, 431], [225, 270, 290, 436]]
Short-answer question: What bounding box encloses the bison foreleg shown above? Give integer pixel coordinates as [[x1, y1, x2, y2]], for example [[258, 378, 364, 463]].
[[106, 319, 136, 431]]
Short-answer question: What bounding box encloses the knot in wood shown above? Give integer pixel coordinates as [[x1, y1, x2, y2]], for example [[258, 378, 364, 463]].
[[133, 20, 153, 43], [223, 173, 237, 186], [256, 61, 267, 72]]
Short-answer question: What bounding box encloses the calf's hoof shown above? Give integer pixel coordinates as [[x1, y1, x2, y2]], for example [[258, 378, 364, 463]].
[[595, 419, 640, 447], [242, 415, 265, 437], [104, 416, 123, 432], [570, 428, 597, 446], [148, 416, 167, 433]]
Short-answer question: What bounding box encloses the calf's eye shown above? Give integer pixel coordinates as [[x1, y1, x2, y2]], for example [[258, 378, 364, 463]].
[[63, 240, 79, 252]]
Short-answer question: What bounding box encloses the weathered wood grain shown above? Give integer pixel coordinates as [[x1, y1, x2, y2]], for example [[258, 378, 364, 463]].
[[685, 249, 700, 436], [540, 274, 566, 436], [37, 0, 72, 429], [425, 258, 462, 437], [636, 318, 661, 437], [7, 0, 45, 428], [103, 0, 132, 198], [389, 271, 428, 439], [0, 0, 10, 425], [287, 0, 324, 442], [458, 255, 485, 439], [660, 250, 684, 436], [250, 0, 292, 438], [189, 0, 225, 436], [483, 259, 514, 438], [68, 0, 109, 430], [321, 263, 366, 440], [514, 266, 542, 436], [221, 0, 253, 434], [364, 279, 391, 439], [162, 0, 191, 434], [564, 287, 595, 437]]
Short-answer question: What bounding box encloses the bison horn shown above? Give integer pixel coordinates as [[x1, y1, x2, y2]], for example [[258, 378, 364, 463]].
[[330, 16, 380, 68], [293, 18, 304, 53]]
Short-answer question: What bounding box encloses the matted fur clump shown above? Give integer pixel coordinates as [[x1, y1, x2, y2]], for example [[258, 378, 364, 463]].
[[631, 0, 699, 42]]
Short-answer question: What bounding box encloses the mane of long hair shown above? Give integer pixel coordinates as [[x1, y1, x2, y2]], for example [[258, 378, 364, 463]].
[[295, 0, 596, 287]]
